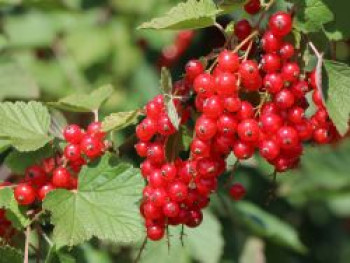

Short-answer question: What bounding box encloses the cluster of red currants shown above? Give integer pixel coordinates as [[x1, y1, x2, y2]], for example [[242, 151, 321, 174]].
[[1, 122, 107, 209], [157, 30, 195, 68], [135, 10, 339, 241]]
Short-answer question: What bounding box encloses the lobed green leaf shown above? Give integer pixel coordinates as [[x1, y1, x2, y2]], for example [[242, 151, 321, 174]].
[[43, 153, 144, 248]]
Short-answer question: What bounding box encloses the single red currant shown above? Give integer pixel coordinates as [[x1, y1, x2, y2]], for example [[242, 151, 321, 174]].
[[229, 183, 246, 201], [14, 183, 36, 205]]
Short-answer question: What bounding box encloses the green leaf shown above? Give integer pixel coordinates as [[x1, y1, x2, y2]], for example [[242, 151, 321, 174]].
[[0, 139, 11, 154], [217, 0, 246, 15], [0, 59, 39, 101], [45, 245, 76, 263], [160, 67, 172, 95], [0, 187, 30, 229], [166, 99, 181, 130], [43, 153, 143, 248], [4, 12, 56, 48], [138, 0, 221, 30], [0, 101, 52, 152], [140, 210, 223, 263], [102, 110, 141, 132], [323, 60, 350, 136], [277, 141, 350, 206], [48, 85, 113, 113], [239, 237, 266, 263], [49, 110, 68, 139], [233, 201, 306, 253], [322, 0, 350, 40], [294, 0, 334, 33], [0, 245, 23, 263], [5, 144, 53, 174], [326, 193, 350, 217]]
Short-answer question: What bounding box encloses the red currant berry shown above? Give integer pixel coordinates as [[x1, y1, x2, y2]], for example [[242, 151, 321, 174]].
[[261, 31, 282, 53], [218, 50, 240, 72], [63, 124, 84, 144], [157, 114, 176, 136], [288, 107, 305, 124], [147, 225, 165, 241], [146, 101, 164, 120], [224, 96, 241, 112], [274, 89, 295, 109], [87, 121, 105, 139], [147, 143, 165, 165], [143, 202, 162, 220], [203, 95, 224, 118], [195, 115, 217, 140], [193, 73, 214, 98], [168, 182, 188, 202], [185, 60, 204, 82], [229, 183, 246, 201], [38, 184, 55, 201], [263, 73, 283, 94], [135, 141, 149, 157], [276, 126, 299, 150], [163, 201, 180, 218], [259, 139, 280, 160], [186, 210, 203, 228], [80, 135, 104, 159], [269, 11, 292, 37], [313, 128, 331, 144], [52, 167, 72, 189], [244, 0, 261, 14], [281, 62, 300, 83], [262, 53, 281, 73], [64, 144, 82, 161], [217, 114, 238, 136], [237, 119, 260, 142], [136, 118, 157, 141], [233, 141, 254, 159], [237, 101, 254, 120], [14, 183, 36, 205], [25, 165, 47, 188], [239, 60, 259, 80], [191, 138, 211, 158], [214, 72, 238, 96], [234, 19, 252, 40], [279, 42, 295, 60]]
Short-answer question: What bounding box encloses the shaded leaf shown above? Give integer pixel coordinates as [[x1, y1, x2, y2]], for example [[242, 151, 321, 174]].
[[160, 67, 172, 95], [294, 0, 334, 33], [0, 59, 39, 101], [0, 245, 23, 263], [102, 110, 141, 132], [5, 144, 53, 174], [43, 153, 143, 248], [0, 187, 30, 229], [48, 85, 113, 112], [166, 99, 181, 130], [138, 0, 221, 30], [233, 201, 306, 253], [323, 60, 350, 135], [0, 101, 52, 152]]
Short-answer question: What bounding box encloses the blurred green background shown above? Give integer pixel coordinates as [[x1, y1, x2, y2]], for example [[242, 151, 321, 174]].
[[1, 0, 350, 263]]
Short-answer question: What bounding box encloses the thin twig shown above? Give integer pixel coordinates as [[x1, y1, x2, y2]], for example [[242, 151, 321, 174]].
[[134, 236, 148, 263], [232, 31, 259, 53], [180, 224, 185, 247], [24, 225, 31, 263], [93, 109, 99, 122]]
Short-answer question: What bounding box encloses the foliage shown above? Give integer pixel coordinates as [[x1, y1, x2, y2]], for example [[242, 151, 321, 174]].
[[0, 0, 349, 262]]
